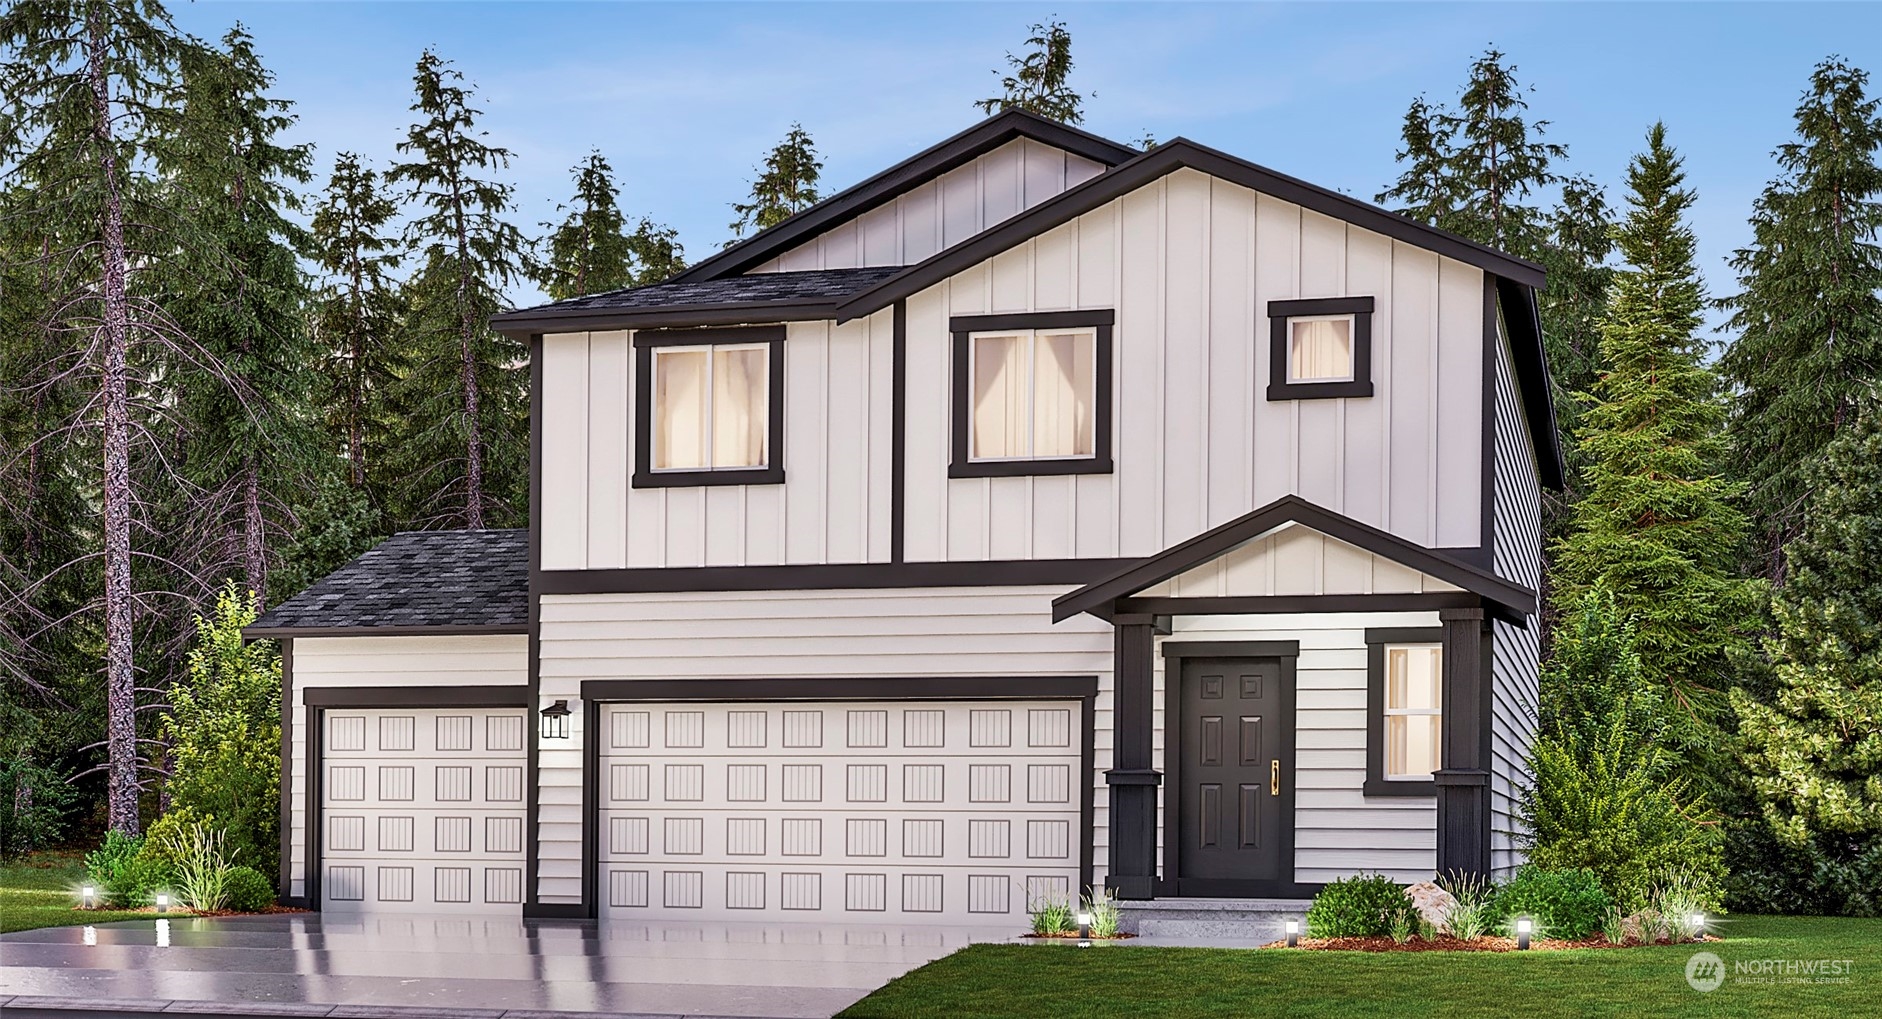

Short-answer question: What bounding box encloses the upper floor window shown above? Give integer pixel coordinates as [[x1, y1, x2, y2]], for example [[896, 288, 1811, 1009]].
[[950, 311, 1114, 478], [1267, 296, 1375, 400], [1364, 627, 1442, 796], [633, 326, 785, 488]]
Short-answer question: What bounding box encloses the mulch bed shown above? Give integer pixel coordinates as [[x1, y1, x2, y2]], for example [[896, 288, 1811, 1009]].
[[1023, 931, 1138, 940], [1261, 933, 1721, 952], [73, 904, 310, 917]]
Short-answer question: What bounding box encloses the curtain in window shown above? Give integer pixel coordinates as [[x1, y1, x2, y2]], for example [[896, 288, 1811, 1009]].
[[972, 334, 1028, 459], [712, 346, 767, 468], [1033, 332, 1095, 457], [1289, 318, 1353, 382], [1385, 646, 1442, 779], [654, 349, 710, 470]]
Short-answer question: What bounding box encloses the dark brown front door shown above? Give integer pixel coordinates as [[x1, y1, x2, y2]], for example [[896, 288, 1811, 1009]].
[[1172, 657, 1293, 895]]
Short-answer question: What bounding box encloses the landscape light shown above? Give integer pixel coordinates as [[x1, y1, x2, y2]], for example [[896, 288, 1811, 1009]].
[[81, 885, 95, 909], [1690, 913, 1706, 935], [540, 700, 572, 740], [1515, 917, 1532, 950], [1077, 911, 1093, 946], [155, 893, 169, 914], [1285, 919, 1300, 948]]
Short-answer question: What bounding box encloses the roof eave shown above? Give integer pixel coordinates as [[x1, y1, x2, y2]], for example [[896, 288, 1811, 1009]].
[[242, 622, 529, 640], [491, 298, 842, 336]]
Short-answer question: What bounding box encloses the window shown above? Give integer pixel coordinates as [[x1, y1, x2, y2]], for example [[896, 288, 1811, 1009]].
[[1267, 296, 1374, 400], [1364, 627, 1443, 795], [633, 327, 785, 487], [950, 311, 1113, 478]]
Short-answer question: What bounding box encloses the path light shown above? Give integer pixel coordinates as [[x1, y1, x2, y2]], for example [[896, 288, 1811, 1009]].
[[1690, 913, 1707, 937], [155, 892, 169, 914], [1077, 911, 1093, 947], [81, 884, 95, 909], [1284, 919, 1300, 948], [540, 700, 572, 740], [1515, 917, 1532, 950]]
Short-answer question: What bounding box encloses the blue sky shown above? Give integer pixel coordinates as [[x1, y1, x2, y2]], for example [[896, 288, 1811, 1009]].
[[173, 2, 1882, 327]]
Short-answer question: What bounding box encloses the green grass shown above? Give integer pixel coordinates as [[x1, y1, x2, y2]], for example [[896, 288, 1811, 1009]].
[[841, 916, 1881, 1018], [0, 852, 187, 934]]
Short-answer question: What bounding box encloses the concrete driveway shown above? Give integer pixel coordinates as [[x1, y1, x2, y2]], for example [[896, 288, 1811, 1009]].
[[0, 914, 1014, 1018]]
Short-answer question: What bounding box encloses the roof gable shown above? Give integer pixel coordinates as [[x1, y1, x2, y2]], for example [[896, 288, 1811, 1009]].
[[1137, 521, 1465, 600]]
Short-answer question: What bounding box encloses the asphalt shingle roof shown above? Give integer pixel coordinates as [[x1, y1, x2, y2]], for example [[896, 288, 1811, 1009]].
[[248, 529, 527, 634], [516, 265, 905, 315]]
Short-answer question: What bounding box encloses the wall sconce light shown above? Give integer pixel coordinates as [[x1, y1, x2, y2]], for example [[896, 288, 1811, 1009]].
[[81, 885, 96, 909], [1284, 919, 1300, 948], [155, 892, 169, 914], [1076, 910, 1093, 947], [540, 700, 572, 740], [1514, 917, 1532, 950]]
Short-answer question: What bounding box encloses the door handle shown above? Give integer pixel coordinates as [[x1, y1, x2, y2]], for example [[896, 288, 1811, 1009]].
[[1270, 759, 1280, 796]]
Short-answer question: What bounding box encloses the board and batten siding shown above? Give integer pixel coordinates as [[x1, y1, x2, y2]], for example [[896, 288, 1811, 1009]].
[[903, 167, 1487, 562], [283, 634, 527, 900], [537, 313, 896, 571], [1489, 323, 1543, 880], [750, 137, 1107, 274]]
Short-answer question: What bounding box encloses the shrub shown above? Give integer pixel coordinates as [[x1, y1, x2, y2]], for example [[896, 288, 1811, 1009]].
[[166, 821, 235, 912], [0, 757, 77, 859], [223, 866, 276, 913], [1491, 866, 1612, 940], [86, 831, 166, 908], [1082, 888, 1120, 938], [1029, 890, 1074, 936], [138, 808, 208, 873], [1305, 874, 1420, 939], [1436, 872, 1495, 940]]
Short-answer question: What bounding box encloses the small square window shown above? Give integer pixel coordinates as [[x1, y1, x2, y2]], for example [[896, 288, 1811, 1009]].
[[1287, 316, 1355, 383], [1267, 297, 1374, 400], [634, 327, 784, 488]]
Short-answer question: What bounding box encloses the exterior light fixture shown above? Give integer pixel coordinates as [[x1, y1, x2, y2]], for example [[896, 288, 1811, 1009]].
[[1284, 919, 1300, 948], [1077, 910, 1093, 946], [155, 893, 169, 914], [1690, 913, 1707, 936], [1514, 917, 1532, 950], [81, 885, 96, 909], [540, 700, 572, 740]]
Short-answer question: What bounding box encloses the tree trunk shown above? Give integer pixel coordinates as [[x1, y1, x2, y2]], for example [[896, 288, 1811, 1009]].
[[452, 189, 484, 531], [347, 282, 366, 488], [89, 6, 141, 836], [244, 463, 265, 608]]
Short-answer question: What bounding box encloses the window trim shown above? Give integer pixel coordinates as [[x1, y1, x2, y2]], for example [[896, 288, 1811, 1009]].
[[632, 326, 786, 488], [949, 310, 1114, 479], [1364, 626, 1443, 797], [1267, 296, 1374, 401]]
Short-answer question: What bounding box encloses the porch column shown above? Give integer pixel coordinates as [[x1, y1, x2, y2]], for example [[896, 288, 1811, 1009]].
[[1434, 606, 1493, 879], [1105, 617, 1160, 899]]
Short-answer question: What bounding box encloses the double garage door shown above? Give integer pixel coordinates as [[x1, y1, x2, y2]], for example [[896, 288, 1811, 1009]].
[[599, 700, 1083, 922], [320, 707, 527, 912]]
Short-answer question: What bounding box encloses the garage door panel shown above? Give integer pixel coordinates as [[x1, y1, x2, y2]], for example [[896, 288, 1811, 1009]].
[[600, 700, 1084, 923]]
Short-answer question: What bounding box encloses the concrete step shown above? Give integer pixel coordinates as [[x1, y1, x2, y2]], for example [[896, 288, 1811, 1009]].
[[1116, 897, 1312, 938]]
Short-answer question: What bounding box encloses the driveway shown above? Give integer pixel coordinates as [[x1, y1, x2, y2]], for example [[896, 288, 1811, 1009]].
[[0, 914, 1014, 1018]]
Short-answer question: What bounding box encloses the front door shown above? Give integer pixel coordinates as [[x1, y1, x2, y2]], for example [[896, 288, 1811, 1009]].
[[1172, 657, 1292, 895]]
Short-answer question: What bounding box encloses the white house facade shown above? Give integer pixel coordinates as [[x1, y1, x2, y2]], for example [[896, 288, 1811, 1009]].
[[251, 110, 1558, 922]]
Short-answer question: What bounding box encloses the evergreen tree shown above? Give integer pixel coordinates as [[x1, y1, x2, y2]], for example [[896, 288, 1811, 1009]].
[[1445, 49, 1564, 257], [535, 151, 688, 298], [974, 18, 1085, 125], [727, 124, 822, 242], [1731, 400, 1882, 915], [1375, 95, 1459, 230], [1553, 124, 1759, 724], [625, 217, 686, 286], [1718, 58, 1882, 583], [311, 151, 403, 491], [385, 50, 530, 530]]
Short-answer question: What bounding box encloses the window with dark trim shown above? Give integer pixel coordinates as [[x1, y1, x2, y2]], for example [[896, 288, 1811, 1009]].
[[632, 326, 785, 488], [1267, 296, 1375, 400], [1364, 626, 1443, 796], [949, 310, 1114, 478]]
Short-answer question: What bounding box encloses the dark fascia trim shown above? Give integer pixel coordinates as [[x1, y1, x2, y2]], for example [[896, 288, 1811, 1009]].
[[241, 623, 527, 639], [950, 312, 1115, 479], [491, 297, 837, 335], [1494, 276, 1565, 491], [537, 557, 1140, 595], [833, 137, 1546, 324], [276, 637, 293, 900], [1363, 627, 1444, 798], [1122, 593, 1480, 619], [668, 109, 1139, 284], [631, 326, 787, 489], [1052, 494, 1536, 624], [579, 675, 1098, 703], [1159, 639, 1301, 659], [1266, 297, 1375, 402], [301, 685, 531, 708]]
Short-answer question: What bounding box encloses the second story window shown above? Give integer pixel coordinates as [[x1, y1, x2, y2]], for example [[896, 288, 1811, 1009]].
[[949, 311, 1114, 478], [1267, 296, 1375, 400], [633, 326, 785, 488], [1287, 315, 1355, 383]]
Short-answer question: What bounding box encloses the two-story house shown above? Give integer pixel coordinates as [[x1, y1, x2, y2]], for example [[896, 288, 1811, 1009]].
[[249, 109, 1558, 924]]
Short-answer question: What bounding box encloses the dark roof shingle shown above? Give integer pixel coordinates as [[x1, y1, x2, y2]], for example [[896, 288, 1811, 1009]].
[[247, 529, 527, 635], [505, 265, 904, 317]]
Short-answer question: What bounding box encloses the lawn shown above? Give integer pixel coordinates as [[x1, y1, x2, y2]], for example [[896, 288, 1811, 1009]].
[[840, 915, 1880, 1018], [0, 852, 185, 934]]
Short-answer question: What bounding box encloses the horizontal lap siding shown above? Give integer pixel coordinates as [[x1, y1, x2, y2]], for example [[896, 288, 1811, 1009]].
[[1159, 611, 1442, 885], [284, 635, 527, 900], [1490, 326, 1542, 880], [534, 587, 1113, 905]]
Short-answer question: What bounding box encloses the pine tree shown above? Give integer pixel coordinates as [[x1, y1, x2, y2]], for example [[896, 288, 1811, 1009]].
[[974, 18, 1085, 125], [1553, 124, 1759, 724], [1444, 49, 1564, 257], [533, 151, 686, 299], [1731, 400, 1882, 915], [311, 151, 402, 491], [1718, 58, 1882, 583], [385, 50, 530, 530], [625, 217, 686, 286], [1375, 95, 1459, 230], [727, 124, 822, 242]]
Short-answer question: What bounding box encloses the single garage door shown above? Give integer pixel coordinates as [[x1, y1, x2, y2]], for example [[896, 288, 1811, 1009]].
[[599, 700, 1083, 922], [320, 707, 528, 912]]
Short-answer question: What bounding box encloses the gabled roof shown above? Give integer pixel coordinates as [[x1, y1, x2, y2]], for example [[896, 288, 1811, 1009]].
[[245, 529, 528, 637], [491, 267, 901, 334], [1051, 495, 1538, 624], [668, 109, 1140, 284]]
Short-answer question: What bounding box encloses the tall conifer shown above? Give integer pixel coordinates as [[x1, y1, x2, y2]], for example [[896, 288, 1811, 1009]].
[[974, 19, 1085, 125], [728, 124, 822, 241], [311, 152, 403, 492]]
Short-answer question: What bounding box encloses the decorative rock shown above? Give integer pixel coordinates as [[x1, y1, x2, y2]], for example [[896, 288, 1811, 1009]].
[[1403, 881, 1456, 931]]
